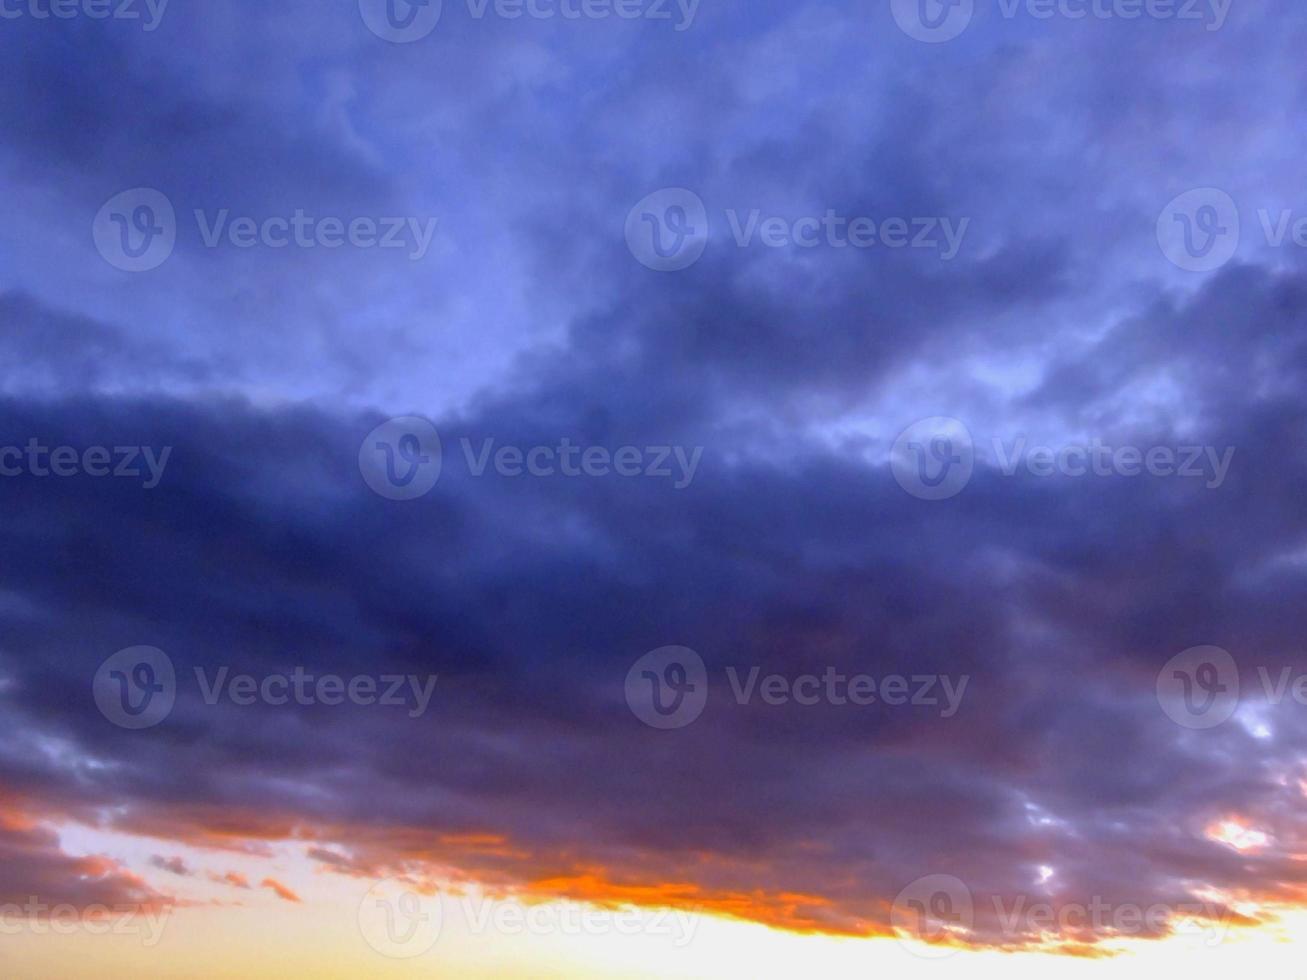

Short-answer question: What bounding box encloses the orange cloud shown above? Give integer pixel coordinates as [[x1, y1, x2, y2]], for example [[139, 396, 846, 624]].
[[261, 878, 302, 904], [7, 786, 1302, 955], [208, 871, 251, 890]]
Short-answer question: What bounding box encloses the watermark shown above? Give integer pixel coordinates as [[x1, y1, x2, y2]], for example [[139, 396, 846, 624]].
[[1157, 188, 1240, 272], [193, 210, 437, 260], [94, 189, 439, 271], [0, 898, 172, 947], [723, 210, 969, 258], [892, 874, 1233, 958], [1158, 645, 1307, 729], [358, 0, 443, 41], [194, 667, 438, 719], [358, 880, 443, 959], [360, 417, 704, 499], [94, 646, 176, 730], [624, 189, 709, 272], [1155, 188, 1307, 272], [359, 0, 699, 42], [989, 437, 1235, 488], [94, 647, 439, 729], [725, 667, 969, 717], [460, 438, 703, 488], [0, 0, 169, 31], [1157, 646, 1240, 729], [626, 188, 969, 271], [891, 0, 973, 42], [358, 880, 697, 958], [625, 646, 709, 729], [0, 439, 171, 488], [92, 189, 176, 272], [892, 0, 1230, 43], [891, 418, 1236, 500], [625, 648, 966, 729], [359, 417, 443, 501], [890, 417, 975, 501], [891, 874, 974, 959], [989, 893, 1232, 947]]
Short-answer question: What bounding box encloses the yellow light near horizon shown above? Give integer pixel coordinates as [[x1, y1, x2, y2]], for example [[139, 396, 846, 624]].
[[13, 821, 1306, 980]]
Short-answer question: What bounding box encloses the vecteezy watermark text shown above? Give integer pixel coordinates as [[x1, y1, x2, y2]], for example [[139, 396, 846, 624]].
[[722, 210, 970, 258], [1158, 645, 1307, 729], [624, 647, 968, 729], [358, 0, 700, 43], [194, 667, 438, 719], [465, 0, 698, 28], [625, 189, 969, 271], [891, 417, 1235, 500], [94, 646, 439, 730], [725, 666, 969, 717], [891, 874, 1233, 960], [0, 0, 169, 30], [891, 0, 1231, 44], [1154, 188, 1307, 273], [0, 898, 172, 947], [989, 437, 1235, 488], [0, 440, 171, 488], [359, 416, 703, 500], [93, 188, 439, 272], [358, 879, 699, 959], [461, 438, 702, 488]]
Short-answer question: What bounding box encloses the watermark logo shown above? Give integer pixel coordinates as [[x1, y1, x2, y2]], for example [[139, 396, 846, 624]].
[[999, 0, 1231, 30], [358, 880, 443, 959], [1157, 188, 1240, 272], [1157, 645, 1240, 729], [725, 667, 968, 716], [625, 188, 709, 272], [990, 892, 1232, 947], [724, 210, 969, 257], [894, 0, 1232, 41], [361, 0, 698, 38], [625, 646, 708, 729], [93, 646, 176, 730], [467, 0, 700, 28], [891, 874, 974, 958], [892, 422, 1236, 500], [359, 0, 443, 41], [361, 420, 704, 499], [358, 881, 698, 958], [0, 440, 172, 488], [96, 190, 439, 269], [192, 668, 438, 717], [1158, 188, 1307, 272], [891, 417, 975, 501], [93, 189, 176, 273], [990, 438, 1235, 488], [359, 417, 443, 501], [0, 899, 173, 946], [626, 190, 970, 270], [891, 0, 974, 42], [461, 437, 702, 488], [193, 210, 438, 259], [0, 0, 170, 30]]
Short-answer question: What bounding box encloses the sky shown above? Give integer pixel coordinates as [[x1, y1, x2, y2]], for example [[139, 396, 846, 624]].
[[2, 0, 1307, 976]]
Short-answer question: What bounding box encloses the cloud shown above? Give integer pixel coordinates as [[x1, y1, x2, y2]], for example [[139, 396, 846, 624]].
[[261, 879, 302, 904], [1, 0, 1306, 957], [0, 798, 171, 915], [208, 871, 251, 890], [149, 855, 192, 877]]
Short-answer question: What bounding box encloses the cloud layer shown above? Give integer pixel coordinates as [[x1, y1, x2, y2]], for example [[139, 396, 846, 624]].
[[1, 0, 1306, 956]]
